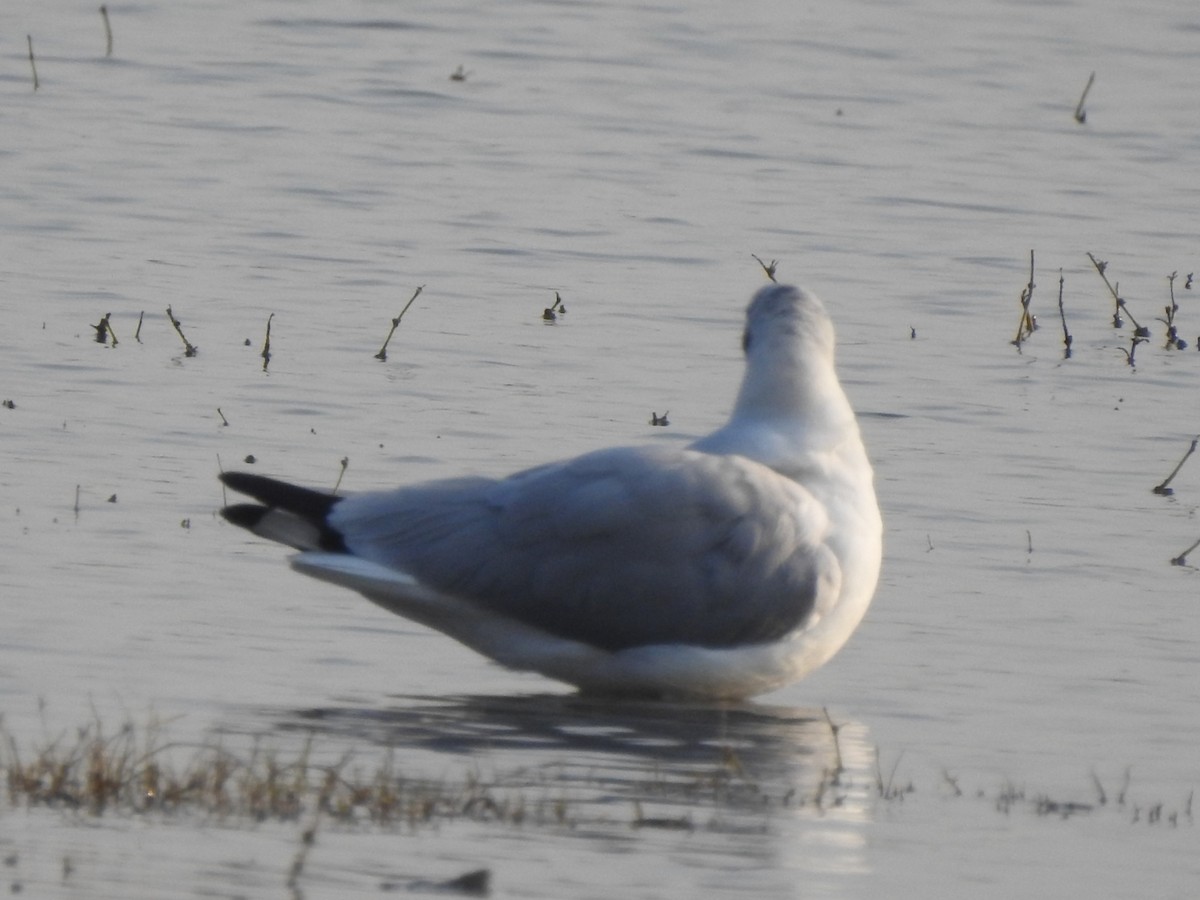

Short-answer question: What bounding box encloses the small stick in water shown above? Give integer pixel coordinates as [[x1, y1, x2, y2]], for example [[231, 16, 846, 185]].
[[751, 254, 778, 282], [261, 313, 274, 371], [375, 285, 424, 360], [333, 457, 349, 494], [1087, 252, 1148, 335], [92, 313, 116, 345], [1074, 71, 1095, 124], [542, 291, 566, 322], [134, 311, 144, 343], [1056, 269, 1072, 358], [1119, 334, 1146, 367], [216, 408, 229, 427], [100, 5, 113, 58], [27, 36, 38, 91], [1170, 536, 1200, 567], [1153, 436, 1198, 496], [1160, 272, 1186, 350], [165, 306, 198, 356], [1012, 250, 1037, 347]]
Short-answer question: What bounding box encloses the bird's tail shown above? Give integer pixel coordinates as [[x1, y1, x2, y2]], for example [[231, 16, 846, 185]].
[[219, 472, 347, 552]]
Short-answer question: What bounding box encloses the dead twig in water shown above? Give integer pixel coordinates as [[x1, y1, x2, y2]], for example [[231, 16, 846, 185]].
[[261, 313, 274, 371], [1170, 536, 1200, 567], [1087, 253, 1149, 336], [751, 254, 778, 282], [1153, 436, 1198, 496], [1074, 71, 1095, 124], [27, 36, 39, 91], [542, 292, 566, 322], [1119, 334, 1146, 368], [92, 313, 116, 346], [375, 285, 424, 360], [1160, 272, 1187, 350], [1012, 250, 1037, 348], [333, 457, 349, 494], [165, 306, 198, 356], [100, 5, 113, 58], [1056, 270, 1073, 358]]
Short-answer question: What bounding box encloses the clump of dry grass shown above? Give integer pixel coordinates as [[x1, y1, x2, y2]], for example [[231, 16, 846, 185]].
[[0, 717, 553, 828]]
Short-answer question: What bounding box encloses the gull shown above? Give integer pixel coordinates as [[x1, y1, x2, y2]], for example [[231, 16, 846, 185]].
[[219, 284, 882, 699]]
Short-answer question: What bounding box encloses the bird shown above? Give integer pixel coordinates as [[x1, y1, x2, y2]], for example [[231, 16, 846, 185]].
[[219, 283, 882, 700]]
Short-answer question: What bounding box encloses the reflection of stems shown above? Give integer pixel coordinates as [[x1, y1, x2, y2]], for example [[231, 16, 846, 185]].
[[1074, 71, 1095, 124], [821, 707, 843, 781], [1153, 436, 1198, 496]]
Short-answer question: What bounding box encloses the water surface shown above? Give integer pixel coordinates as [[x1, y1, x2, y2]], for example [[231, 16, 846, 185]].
[[2, 0, 1198, 896]]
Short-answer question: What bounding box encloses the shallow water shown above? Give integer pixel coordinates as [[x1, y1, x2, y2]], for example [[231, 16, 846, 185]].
[[2, 0, 1199, 896]]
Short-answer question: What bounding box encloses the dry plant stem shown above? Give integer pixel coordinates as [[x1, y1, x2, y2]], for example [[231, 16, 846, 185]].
[[1087, 252, 1119, 300], [1013, 250, 1036, 346], [134, 311, 144, 343], [100, 5, 113, 57], [1087, 252, 1147, 334], [1074, 71, 1095, 124], [1153, 437, 1199, 495], [27, 36, 38, 91], [165, 307, 198, 356], [751, 254, 778, 282], [1171, 536, 1200, 567], [1162, 272, 1183, 348], [333, 456, 349, 494], [375, 285, 425, 360], [261, 313, 273, 371], [1057, 270, 1073, 357]]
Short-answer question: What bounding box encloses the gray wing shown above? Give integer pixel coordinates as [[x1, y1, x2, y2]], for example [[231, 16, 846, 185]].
[[330, 446, 840, 651]]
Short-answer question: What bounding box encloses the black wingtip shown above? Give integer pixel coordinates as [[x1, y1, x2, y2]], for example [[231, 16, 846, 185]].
[[220, 502, 271, 530], [220, 472, 341, 520], [219, 472, 348, 552]]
